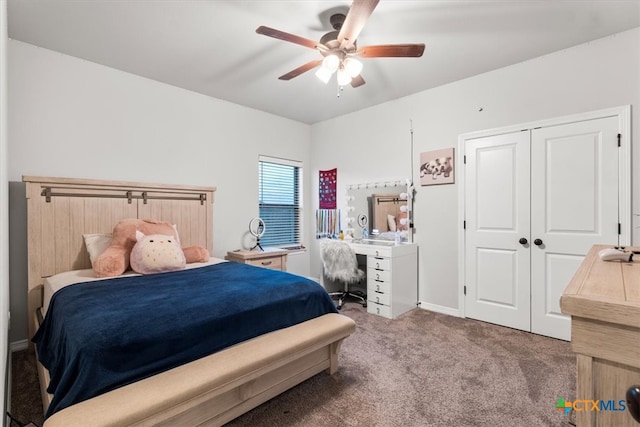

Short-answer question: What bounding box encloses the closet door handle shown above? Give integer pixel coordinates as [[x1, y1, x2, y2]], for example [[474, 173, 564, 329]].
[[534, 238, 543, 246], [519, 238, 528, 245], [627, 385, 640, 423]]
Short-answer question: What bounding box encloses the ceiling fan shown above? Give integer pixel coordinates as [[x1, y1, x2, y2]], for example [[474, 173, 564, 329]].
[[256, 0, 425, 88]]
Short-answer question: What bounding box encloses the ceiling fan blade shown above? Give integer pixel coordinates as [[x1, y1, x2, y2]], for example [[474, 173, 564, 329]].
[[338, 0, 380, 50], [256, 26, 321, 50], [358, 44, 426, 58], [351, 74, 366, 88], [278, 59, 323, 80]]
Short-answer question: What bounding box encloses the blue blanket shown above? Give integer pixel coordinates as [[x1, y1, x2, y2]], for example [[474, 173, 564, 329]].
[[33, 262, 338, 418]]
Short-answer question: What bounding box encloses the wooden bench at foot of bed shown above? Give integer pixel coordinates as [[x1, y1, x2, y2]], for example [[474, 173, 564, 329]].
[[43, 313, 356, 427]]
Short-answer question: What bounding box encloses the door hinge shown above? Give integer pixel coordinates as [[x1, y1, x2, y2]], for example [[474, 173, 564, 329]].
[[618, 133, 621, 147], [464, 286, 467, 295], [618, 223, 621, 235]]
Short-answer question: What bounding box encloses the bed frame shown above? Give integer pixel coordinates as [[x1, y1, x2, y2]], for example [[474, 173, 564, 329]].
[[23, 175, 355, 426]]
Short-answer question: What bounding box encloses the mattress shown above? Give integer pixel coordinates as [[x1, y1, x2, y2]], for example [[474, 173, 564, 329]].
[[42, 258, 226, 316]]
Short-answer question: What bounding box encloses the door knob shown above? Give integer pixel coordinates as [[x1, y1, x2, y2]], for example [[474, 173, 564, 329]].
[[534, 239, 543, 246], [519, 238, 528, 245]]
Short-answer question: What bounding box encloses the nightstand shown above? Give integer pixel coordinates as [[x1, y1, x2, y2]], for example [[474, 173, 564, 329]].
[[225, 248, 288, 271]]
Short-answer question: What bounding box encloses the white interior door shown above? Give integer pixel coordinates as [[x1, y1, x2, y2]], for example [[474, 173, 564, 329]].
[[530, 116, 620, 340], [465, 131, 531, 331]]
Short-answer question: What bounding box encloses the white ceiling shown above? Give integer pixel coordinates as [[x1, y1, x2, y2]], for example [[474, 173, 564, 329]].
[[7, 0, 640, 124]]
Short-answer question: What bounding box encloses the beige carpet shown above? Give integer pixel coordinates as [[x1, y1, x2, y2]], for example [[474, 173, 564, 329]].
[[10, 305, 577, 426]]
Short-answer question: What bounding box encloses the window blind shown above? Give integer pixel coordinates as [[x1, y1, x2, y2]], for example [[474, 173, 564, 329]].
[[258, 157, 301, 247]]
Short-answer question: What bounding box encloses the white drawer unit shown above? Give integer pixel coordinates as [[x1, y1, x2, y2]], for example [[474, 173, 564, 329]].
[[367, 251, 394, 318], [348, 241, 418, 319]]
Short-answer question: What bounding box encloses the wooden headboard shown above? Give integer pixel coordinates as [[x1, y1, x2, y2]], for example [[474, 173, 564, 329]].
[[23, 175, 216, 340]]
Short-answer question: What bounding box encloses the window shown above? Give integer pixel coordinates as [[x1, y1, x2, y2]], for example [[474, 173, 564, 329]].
[[258, 156, 302, 247]]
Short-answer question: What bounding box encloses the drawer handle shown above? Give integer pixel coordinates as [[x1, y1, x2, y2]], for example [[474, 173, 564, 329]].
[[376, 296, 380, 303], [376, 307, 380, 315], [376, 273, 380, 280], [376, 285, 380, 292], [261, 261, 272, 266], [375, 262, 380, 269]]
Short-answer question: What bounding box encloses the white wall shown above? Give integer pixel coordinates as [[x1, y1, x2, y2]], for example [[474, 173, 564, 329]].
[[310, 28, 640, 314], [7, 40, 313, 342], [1, 0, 9, 418]]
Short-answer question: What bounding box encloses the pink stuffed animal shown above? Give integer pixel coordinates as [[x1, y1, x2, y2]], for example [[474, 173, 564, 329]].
[[93, 218, 209, 277], [130, 231, 186, 274]]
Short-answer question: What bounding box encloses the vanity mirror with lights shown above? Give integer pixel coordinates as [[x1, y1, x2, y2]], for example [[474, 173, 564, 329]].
[[339, 180, 418, 319], [345, 180, 413, 243]]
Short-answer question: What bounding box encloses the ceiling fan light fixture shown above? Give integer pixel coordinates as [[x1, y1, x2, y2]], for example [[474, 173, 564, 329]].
[[315, 67, 333, 84], [256, 0, 425, 91], [336, 68, 352, 86], [322, 54, 340, 73], [343, 57, 363, 78]]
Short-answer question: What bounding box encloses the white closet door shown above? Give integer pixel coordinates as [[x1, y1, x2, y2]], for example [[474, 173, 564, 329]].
[[465, 131, 531, 331], [530, 116, 620, 340]]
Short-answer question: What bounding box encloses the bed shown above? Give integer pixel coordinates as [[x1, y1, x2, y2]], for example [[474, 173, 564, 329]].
[[23, 175, 356, 426]]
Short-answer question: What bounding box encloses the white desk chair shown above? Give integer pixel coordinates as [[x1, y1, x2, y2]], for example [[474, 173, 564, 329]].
[[320, 240, 366, 309]]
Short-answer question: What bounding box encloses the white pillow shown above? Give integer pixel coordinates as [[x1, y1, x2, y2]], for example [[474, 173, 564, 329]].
[[387, 214, 397, 232], [83, 233, 112, 266], [172, 224, 181, 245]]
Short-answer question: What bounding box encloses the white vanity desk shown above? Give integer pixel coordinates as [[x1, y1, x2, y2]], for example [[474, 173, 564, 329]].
[[347, 240, 418, 319]]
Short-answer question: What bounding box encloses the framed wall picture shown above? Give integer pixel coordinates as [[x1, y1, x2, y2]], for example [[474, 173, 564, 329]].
[[419, 148, 455, 185]]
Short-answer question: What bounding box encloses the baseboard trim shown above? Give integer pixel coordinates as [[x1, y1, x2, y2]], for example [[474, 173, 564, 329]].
[[418, 302, 461, 318], [10, 339, 28, 353]]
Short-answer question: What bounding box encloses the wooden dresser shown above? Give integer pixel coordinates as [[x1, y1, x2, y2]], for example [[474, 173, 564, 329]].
[[560, 245, 640, 427], [225, 248, 288, 271]]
